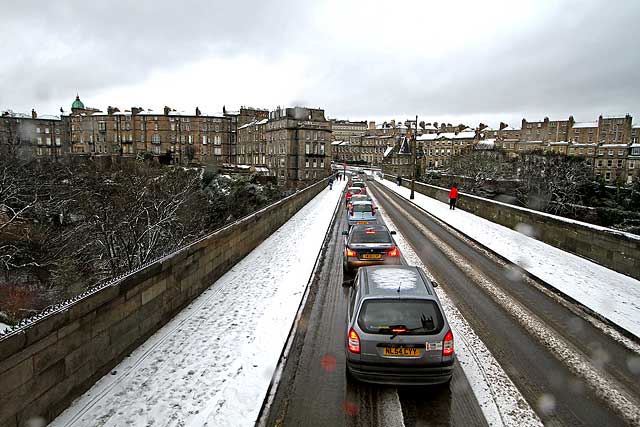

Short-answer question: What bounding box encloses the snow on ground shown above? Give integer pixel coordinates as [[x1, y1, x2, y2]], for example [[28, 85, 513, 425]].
[[377, 178, 640, 339], [0, 322, 11, 333], [369, 191, 542, 427], [51, 180, 346, 427]]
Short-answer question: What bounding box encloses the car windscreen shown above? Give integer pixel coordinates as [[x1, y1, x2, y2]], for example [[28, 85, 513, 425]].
[[352, 204, 373, 213], [357, 299, 443, 335], [348, 188, 362, 194], [350, 228, 392, 244], [352, 182, 365, 188]]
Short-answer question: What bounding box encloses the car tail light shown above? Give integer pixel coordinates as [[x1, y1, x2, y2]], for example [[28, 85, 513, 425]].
[[348, 328, 360, 354], [443, 330, 454, 356], [387, 246, 399, 257], [346, 247, 357, 257]]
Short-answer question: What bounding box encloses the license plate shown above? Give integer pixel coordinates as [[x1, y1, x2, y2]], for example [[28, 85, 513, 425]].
[[357, 221, 368, 224], [362, 253, 382, 259], [383, 347, 421, 357]]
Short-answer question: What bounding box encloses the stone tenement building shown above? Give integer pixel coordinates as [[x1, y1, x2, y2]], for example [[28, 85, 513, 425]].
[[492, 114, 638, 185], [0, 110, 66, 161], [237, 106, 333, 187], [330, 119, 367, 141], [67, 96, 233, 166]]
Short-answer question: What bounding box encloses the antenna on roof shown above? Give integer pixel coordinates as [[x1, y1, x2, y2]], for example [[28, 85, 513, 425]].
[[397, 283, 401, 293]]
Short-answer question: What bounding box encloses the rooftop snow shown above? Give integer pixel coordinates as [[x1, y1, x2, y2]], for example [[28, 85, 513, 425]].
[[383, 146, 394, 158], [572, 122, 598, 129]]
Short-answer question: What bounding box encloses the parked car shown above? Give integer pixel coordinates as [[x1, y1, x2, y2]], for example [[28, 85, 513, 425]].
[[342, 224, 400, 272], [345, 187, 363, 206], [345, 265, 454, 385], [347, 200, 378, 227]]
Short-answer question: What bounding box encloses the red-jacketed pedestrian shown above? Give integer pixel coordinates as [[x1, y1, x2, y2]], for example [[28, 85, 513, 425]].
[[449, 184, 459, 210]]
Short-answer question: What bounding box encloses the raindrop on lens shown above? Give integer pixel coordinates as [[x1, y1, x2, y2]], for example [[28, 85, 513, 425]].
[[627, 356, 640, 375], [537, 393, 556, 416]]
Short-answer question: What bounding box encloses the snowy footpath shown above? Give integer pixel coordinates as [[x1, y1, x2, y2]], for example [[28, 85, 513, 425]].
[[51, 180, 345, 427], [377, 178, 640, 339]]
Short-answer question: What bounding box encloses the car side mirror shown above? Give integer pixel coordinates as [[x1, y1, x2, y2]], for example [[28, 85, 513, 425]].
[[390, 231, 397, 235], [342, 230, 349, 236], [431, 280, 439, 288], [342, 278, 355, 287]]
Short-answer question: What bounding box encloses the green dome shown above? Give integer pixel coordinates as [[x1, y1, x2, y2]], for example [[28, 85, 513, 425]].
[[71, 95, 84, 110]]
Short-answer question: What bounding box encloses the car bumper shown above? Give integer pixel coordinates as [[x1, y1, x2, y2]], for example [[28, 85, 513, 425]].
[[344, 258, 401, 271], [346, 359, 454, 386]]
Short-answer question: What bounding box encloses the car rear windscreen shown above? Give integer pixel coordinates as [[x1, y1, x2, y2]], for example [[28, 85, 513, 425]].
[[358, 299, 444, 335], [352, 204, 373, 213], [350, 228, 391, 243]]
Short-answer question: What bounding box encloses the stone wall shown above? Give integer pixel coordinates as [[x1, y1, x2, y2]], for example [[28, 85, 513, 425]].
[[0, 178, 329, 427], [384, 174, 640, 280]]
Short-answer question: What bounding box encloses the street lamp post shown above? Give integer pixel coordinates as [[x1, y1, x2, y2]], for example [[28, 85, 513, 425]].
[[410, 114, 417, 200]]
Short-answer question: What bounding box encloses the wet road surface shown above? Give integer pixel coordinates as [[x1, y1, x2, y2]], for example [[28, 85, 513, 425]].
[[263, 186, 486, 427]]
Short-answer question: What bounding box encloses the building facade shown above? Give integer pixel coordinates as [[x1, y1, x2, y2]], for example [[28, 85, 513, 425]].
[[265, 106, 332, 188], [0, 110, 66, 161], [66, 96, 233, 166]]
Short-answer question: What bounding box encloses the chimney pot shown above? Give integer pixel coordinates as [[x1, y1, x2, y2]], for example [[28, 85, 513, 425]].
[[31, 109, 37, 119]]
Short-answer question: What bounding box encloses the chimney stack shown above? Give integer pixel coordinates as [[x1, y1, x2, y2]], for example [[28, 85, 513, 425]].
[[369, 121, 375, 130], [107, 106, 114, 115], [195, 107, 201, 117], [164, 106, 171, 116], [132, 107, 142, 115], [31, 109, 37, 119]]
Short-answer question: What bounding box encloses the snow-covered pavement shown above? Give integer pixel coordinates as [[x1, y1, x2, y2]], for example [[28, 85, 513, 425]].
[[377, 178, 640, 339], [51, 179, 345, 427]]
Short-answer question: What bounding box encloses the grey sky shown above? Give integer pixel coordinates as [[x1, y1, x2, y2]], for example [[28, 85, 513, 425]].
[[1, 0, 638, 128]]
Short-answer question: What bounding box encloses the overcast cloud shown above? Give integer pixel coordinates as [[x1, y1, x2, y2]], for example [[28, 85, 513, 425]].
[[1, 0, 639, 128]]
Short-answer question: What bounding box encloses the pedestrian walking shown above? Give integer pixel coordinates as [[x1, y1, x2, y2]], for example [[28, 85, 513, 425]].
[[449, 184, 459, 210], [328, 176, 334, 190], [397, 175, 402, 187]]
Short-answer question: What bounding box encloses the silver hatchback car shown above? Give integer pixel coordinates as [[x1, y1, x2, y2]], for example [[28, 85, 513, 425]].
[[347, 200, 378, 227], [345, 265, 454, 385]]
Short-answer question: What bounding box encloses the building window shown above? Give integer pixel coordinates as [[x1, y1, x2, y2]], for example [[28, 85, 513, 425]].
[[214, 147, 222, 156], [202, 135, 207, 145], [152, 134, 161, 145], [305, 158, 309, 168], [630, 161, 635, 169], [305, 143, 310, 154]]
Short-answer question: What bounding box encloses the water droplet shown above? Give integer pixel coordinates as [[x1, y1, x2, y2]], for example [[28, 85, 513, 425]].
[[627, 356, 640, 374], [537, 393, 556, 415], [515, 223, 537, 238], [321, 354, 337, 372], [343, 400, 360, 416]]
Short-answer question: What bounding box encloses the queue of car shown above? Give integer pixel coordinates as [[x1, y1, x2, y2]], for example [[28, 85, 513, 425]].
[[340, 172, 455, 386]]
